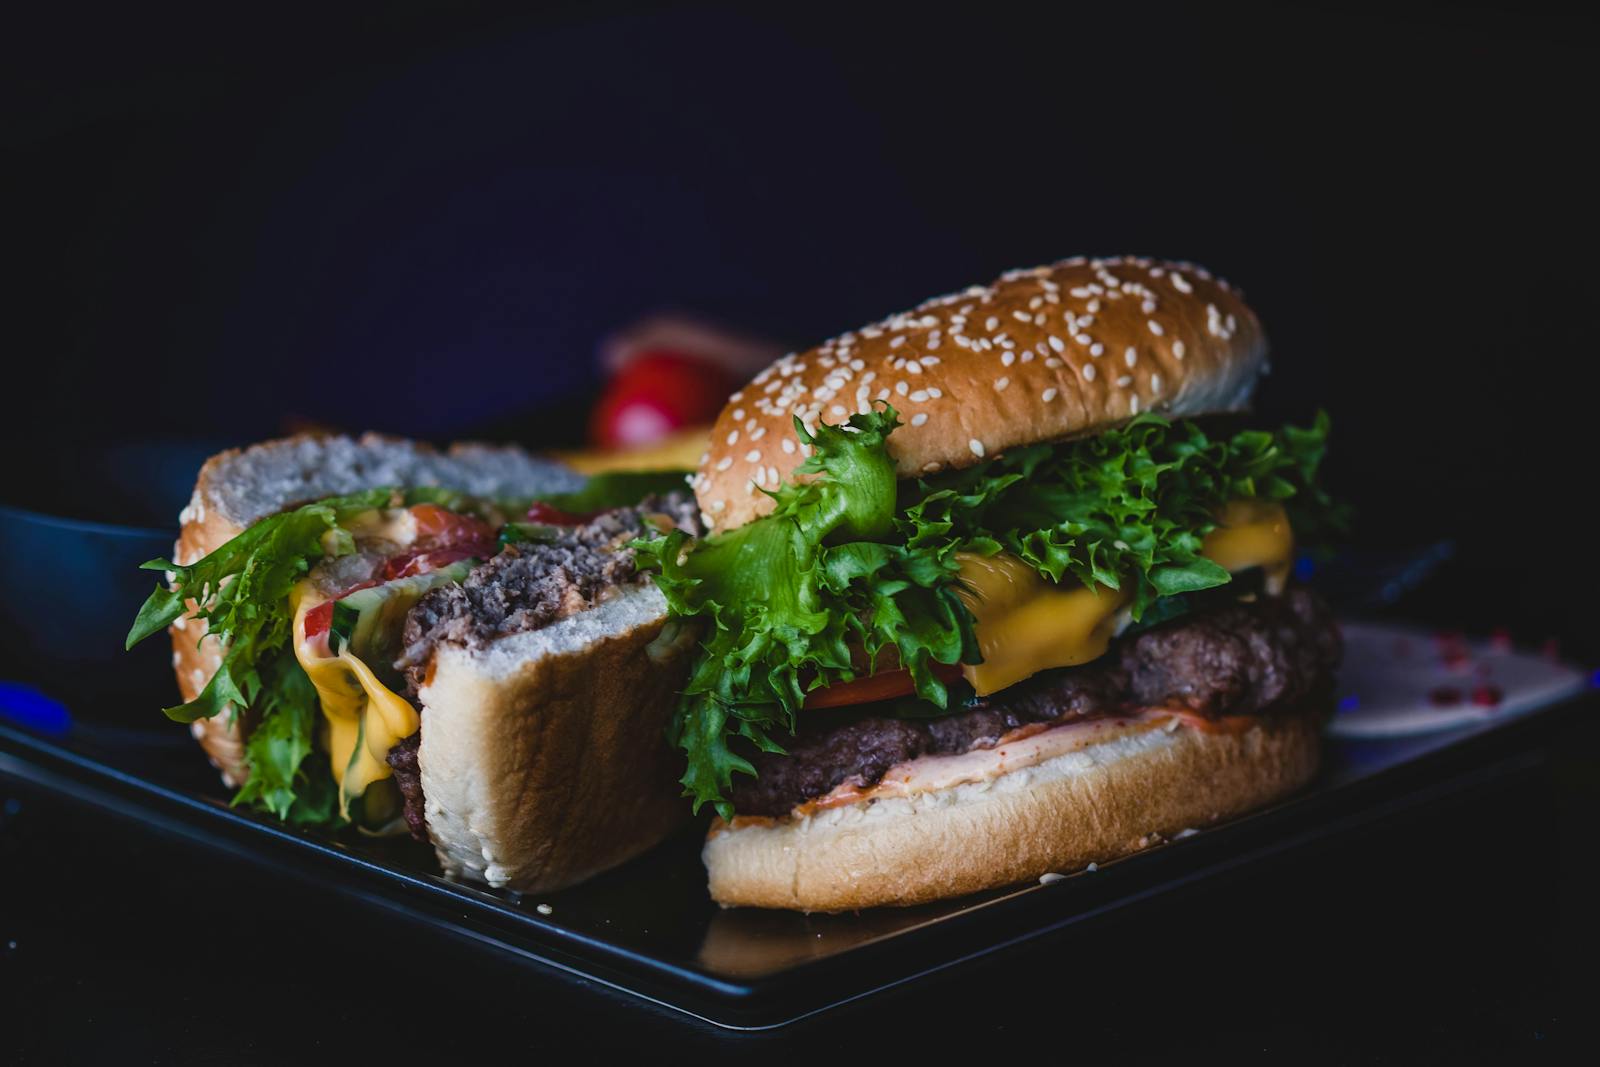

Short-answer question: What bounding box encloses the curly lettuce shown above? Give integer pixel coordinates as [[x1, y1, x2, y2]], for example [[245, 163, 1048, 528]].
[[636, 406, 1337, 817], [126, 489, 394, 822], [633, 409, 979, 815]]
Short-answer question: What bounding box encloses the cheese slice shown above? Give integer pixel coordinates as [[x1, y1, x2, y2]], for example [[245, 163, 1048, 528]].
[[955, 500, 1295, 696], [955, 553, 1129, 696], [290, 583, 420, 816], [1201, 499, 1294, 594]]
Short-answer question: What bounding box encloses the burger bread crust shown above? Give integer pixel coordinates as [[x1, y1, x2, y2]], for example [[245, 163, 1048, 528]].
[[167, 433, 585, 786], [165, 434, 691, 892], [704, 707, 1322, 912], [695, 256, 1265, 531]]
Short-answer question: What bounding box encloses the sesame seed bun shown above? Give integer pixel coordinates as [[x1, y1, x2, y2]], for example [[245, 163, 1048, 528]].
[[693, 256, 1265, 531]]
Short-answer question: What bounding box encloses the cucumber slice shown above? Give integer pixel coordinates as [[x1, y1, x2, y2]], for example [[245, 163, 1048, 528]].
[[335, 560, 474, 688]]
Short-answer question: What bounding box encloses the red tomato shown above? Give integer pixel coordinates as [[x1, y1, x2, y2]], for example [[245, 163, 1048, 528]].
[[410, 504, 494, 549], [589, 351, 737, 449], [303, 601, 334, 639], [525, 500, 599, 526], [803, 662, 966, 710], [382, 547, 481, 581]]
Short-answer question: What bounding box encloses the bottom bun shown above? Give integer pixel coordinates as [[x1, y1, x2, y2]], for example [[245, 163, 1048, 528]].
[[704, 708, 1322, 912]]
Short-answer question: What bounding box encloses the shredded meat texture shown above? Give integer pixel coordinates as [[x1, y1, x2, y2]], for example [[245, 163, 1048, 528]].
[[729, 585, 1340, 817], [398, 493, 699, 690], [386, 733, 426, 841]]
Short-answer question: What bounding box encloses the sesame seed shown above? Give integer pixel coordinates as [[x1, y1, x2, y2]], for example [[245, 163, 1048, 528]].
[[994, 376, 1009, 391], [1076, 334, 1092, 346], [1001, 351, 1015, 367], [767, 466, 779, 484], [1048, 335, 1065, 353], [1083, 364, 1097, 381], [969, 439, 986, 457], [985, 316, 999, 331], [889, 335, 905, 348], [726, 430, 739, 445], [1172, 340, 1186, 360], [752, 468, 766, 486], [1045, 357, 1062, 368], [745, 450, 762, 463], [830, 405, 847, 417], [750, 426, 766, 440], [710, 499, 726, 512], [1171, 272, 1193, 294], [1012, 310, 1031, 323], [895, 381, 909, 396], [715, 456, 733, 471], [729, 392, 744, 403], [907, 360, 922, 374], [781, 438, 796, 454], [1020, 350, 1034, 362], [911, 412, 928, 426], [1089, 342, 1104, 357], [910, 389, 929, 402], [1042, 387, 1058, 402], [1086, 299, 1101, 313], [1147, 320, 1164, 336], [731, 408, 745, 421], [927, 387, 942, 398], [1117, 375, 1133, 387], [1130, 395, 1141, 414], [921, 355, 940, 365], [1151, 373, 1162, 394], [1125, 347, 1138, 367]]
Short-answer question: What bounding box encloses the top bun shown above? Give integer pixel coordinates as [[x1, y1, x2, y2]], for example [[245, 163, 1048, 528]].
[[693, 256, 1266, 531]]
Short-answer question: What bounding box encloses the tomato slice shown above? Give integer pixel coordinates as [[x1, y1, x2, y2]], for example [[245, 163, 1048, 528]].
[[525, 501, 600, 526], [409, 504, 495, 549], [803, 662, 966, 710], [382, 547, 482, 581], [302, 579, 380, 639], [303, 601, 334, 639]]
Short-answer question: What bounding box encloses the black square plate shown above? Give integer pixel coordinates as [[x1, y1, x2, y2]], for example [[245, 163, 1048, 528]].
[[0, 621, 1590, 1029]]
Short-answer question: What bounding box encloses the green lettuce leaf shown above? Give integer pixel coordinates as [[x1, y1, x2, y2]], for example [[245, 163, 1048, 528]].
[[633, 407, 977, 817], [536, 470, 693, 514], [126, 488, 394, 824]]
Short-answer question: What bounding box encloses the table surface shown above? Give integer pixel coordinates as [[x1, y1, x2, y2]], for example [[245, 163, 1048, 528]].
[[2, 698, 1595, 1062]]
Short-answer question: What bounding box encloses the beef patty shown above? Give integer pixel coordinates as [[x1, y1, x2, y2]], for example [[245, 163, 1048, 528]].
[[729, 585, 1340, 817], [397, 493, 699, 693], [385, 493, 700, 840]]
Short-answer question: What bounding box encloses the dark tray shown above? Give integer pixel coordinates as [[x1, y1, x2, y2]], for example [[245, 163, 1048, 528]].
[[1, 624, 1591, 1029]]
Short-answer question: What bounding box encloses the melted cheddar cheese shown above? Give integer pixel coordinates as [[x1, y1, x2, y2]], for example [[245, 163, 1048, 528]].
[[955, 554, 1129, 696], [954, 500, 1294, 696], [290, 583, 419, 816]]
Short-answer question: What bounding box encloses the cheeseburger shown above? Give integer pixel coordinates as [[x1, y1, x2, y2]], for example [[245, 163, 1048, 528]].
[[634, 255, 1342, 911]]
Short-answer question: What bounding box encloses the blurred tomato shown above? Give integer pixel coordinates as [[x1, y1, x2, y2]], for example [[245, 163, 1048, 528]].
[[589, 350, 736, 449]]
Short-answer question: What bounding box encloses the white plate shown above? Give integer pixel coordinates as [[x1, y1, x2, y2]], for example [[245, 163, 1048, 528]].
[[1329, 621, 1590, 739]]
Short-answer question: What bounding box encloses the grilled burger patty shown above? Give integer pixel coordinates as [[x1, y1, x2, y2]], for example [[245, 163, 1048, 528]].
[[386, 494, 701, 839], [728, 585, 1340, 818]]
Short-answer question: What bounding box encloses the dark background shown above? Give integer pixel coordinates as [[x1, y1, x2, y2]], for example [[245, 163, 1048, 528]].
[[4, 2, 1597, 1059]]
